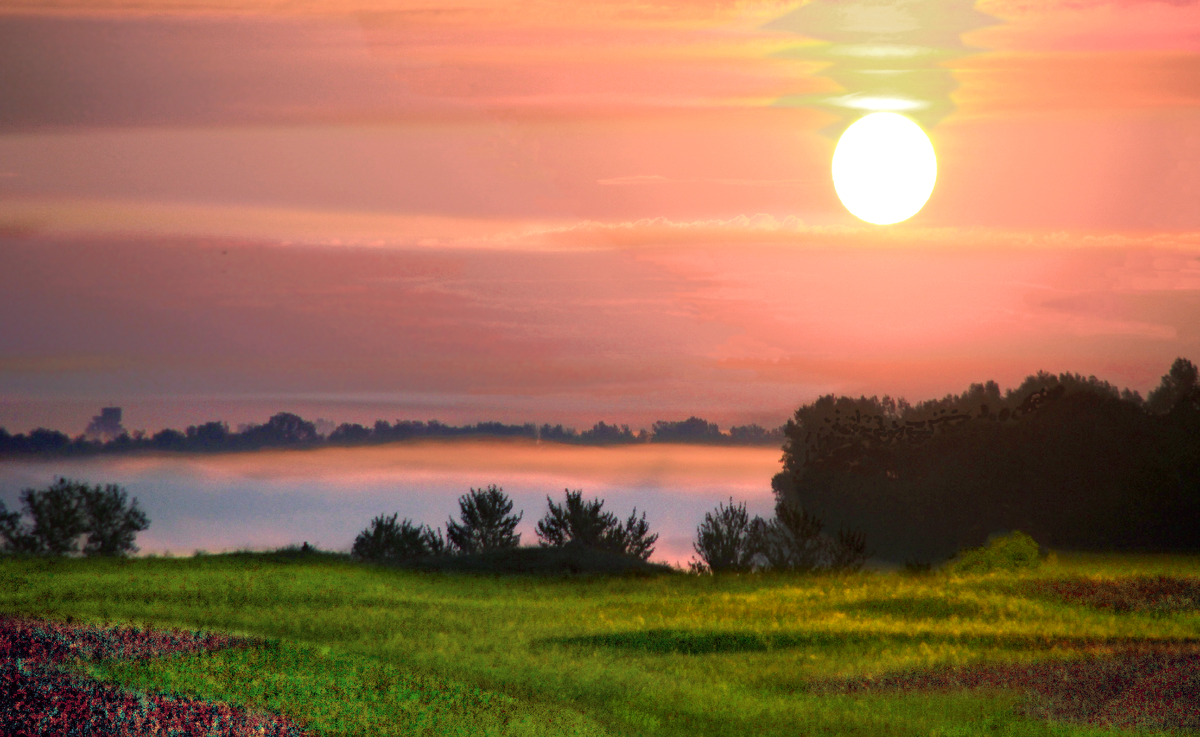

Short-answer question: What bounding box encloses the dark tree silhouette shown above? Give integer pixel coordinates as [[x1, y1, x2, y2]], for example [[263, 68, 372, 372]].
[[691, 498, 757, 573], [329, 423, 371, 444], [652, 417, 724, 443], [1146, 357, 1200, 414], [186, 421, 230, 451], [579, 422, 637, 444], [79, 483, 150, 556], [535, 489, 658, 560], [539, 424, 578, 442], [352, 513, 446, 561], [445, 485, 523, 554], [747, 501, 827, 572], [240, 412, 319, 447], [728, 424, 786, 445], [771, 360, 1200, 562], [0, 479, 149, 556], [151, 428, 186, 451]]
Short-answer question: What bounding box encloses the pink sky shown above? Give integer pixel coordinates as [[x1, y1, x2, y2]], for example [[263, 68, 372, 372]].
[[1, 0, 1199, 434]]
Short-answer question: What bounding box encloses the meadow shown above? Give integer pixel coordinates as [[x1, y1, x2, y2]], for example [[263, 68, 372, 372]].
[[3, 550, 1199, 737]]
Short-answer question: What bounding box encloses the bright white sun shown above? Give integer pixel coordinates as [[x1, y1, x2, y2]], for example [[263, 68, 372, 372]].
[[832, 112, 937, 225]]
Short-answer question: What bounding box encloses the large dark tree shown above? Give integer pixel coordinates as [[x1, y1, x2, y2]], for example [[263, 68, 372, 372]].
[[772, 361, 1200, 562], [445, 485, 523, 554]]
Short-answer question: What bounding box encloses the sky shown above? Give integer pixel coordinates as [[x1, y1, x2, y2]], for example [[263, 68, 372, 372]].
[[2, 0, 1200, 435]]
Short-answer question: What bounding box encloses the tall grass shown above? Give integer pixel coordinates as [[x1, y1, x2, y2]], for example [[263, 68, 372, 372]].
[[4, 550, 1197, 736]]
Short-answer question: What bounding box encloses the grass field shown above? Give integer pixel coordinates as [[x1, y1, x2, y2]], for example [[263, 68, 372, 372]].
[[3, 549, 1198, 737]]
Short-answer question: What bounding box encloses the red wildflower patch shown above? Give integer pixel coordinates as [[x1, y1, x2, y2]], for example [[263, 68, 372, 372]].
[[814, 642, 1200, 732], [1027, 576, 1200, 613], [0, 615, 310, 736]]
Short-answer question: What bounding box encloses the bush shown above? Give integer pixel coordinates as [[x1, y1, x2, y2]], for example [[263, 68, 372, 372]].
[[445, 485, 523, 555], [0, 478, 149, 556], [692, 498, 870, 575], [690, 498, 757, 573], [949, 530, 1042, 573], [748, 501, 828, 573], [352, 514, 446, 562], [535, 489, 658, 560]]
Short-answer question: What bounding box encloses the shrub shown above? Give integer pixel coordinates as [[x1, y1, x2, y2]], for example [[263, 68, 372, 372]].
[[0, 478, 149, 557], [748, 501, 828, 573], [690, 498, 757, 573], [351, 514, 446, 562], [445, 485, 522, 554], [535, 489, 659, 560], [949, 530, 1042, 573], [827, 527, 871, 573]]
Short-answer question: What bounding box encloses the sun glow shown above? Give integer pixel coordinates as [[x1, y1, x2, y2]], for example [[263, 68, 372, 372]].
[[832, 112, 937, 225]]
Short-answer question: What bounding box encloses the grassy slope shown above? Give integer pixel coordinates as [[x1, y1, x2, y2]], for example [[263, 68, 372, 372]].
[[3, 551, 1198, 737]]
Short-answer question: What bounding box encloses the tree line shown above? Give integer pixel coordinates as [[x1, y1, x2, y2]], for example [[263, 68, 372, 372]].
[[0, 415, 786, 458], [0, 476, 869, 575], [352, 485, 870, 574], [772, 357, 1200, 563]]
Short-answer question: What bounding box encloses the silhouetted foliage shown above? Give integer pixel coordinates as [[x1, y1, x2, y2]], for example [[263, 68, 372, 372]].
[[0, 478, 148, 556], [239, 412, 319, 448], [0, 407, 788, 459], [151, 428, 186, 451], [690, 498, 756, 574], [652, 417, 724, 443], [1146, 357, 1199, 414], [329, 423, 371, 444], [728, 424, 786, 445], [535, 489, 658, 560], [772, 359, 1200, 562], [79, 482, 151, 556], [539, 424, 578, 442], [185, 421, 230, 451], [351, 513, 446, 562], [445, 485, 523, 554], [579, 422, 638, 444], [747, 500, 828, 573]]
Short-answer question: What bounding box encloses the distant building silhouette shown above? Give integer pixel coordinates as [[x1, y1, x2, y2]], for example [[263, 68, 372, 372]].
[[85, 407, 125, 441]]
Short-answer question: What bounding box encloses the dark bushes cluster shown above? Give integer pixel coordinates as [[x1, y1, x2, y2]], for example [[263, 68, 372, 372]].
[[351, 486, 658, 566], [689, 497, 869, 574]]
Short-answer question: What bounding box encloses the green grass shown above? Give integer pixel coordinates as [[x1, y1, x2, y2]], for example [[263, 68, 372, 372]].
[[6, 549, 1199, 737]]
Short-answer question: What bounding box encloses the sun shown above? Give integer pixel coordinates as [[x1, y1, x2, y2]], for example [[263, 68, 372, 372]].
[[832, 112, 937, 225]]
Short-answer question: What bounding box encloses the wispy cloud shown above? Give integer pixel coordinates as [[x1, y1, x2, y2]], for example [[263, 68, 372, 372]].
[[596, 175, 816, 186]]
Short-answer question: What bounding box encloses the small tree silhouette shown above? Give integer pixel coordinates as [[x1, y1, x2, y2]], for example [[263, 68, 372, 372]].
[[690, 497, 756, 573], [445, 485, 523, 554], [0, 478, 149, 556], [535, 489, 658, 560], [1146, 357, 1200, 414], [750, 500, 828, 573], [80, 483, 150, 557], [352, 513, 446, 561]]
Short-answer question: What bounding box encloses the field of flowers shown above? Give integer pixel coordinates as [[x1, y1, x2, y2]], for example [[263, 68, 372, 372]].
[[0, 615, 308, 736], [2, 550, 1199, 737]]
